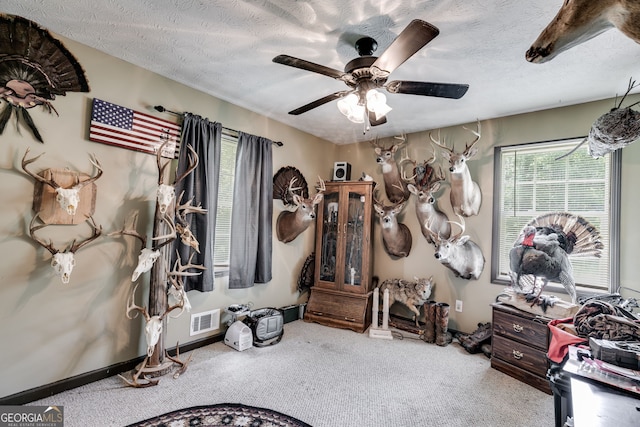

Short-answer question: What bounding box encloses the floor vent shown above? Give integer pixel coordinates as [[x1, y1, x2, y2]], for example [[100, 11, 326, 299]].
[[190, 309, 220, 336]]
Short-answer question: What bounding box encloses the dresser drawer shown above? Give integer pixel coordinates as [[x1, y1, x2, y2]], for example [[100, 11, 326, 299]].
[[493, 308, 548, 350], [492, 335, 549, 377]]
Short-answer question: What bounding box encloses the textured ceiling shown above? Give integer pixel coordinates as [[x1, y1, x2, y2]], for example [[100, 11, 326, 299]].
[[4, 0, 640, 144]]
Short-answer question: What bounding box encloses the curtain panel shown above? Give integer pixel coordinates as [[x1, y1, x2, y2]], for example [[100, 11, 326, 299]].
[[228, 132, 273, 288], [172, 113, 221, 292]]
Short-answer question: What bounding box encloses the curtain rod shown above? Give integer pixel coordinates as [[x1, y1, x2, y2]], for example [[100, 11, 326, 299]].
[[153, 105, 283, 146]]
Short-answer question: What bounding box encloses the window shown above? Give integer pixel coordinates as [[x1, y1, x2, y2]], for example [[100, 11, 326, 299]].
[[213, 131, 238, 270], [491, 138, 621, 294]]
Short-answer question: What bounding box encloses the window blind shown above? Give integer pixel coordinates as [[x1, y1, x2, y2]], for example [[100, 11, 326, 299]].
[[494, 139, 615, 290]]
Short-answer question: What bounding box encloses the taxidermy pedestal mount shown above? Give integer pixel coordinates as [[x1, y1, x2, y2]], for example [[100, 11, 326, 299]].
[[111, 142, 205, 388]]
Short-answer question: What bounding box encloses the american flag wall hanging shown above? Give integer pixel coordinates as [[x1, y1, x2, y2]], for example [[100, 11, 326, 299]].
[[89, 98, 181, 158]]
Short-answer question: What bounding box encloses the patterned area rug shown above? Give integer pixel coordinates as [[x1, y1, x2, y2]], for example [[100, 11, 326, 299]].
[[125, 403, 312, 427]]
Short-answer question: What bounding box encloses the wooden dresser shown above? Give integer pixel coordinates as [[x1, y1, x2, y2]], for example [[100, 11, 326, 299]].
[[491, 303, 552, 394]]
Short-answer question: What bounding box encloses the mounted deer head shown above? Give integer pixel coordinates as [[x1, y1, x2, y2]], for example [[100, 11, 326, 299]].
[[526, 0, 640, 63], [403, 159, 451, 243], [22, 148, 103, 216], [370, 134, 410, 203], [156, 142, 198, 215], [276, 176, 325, 243], [427, 215, 484, 280], [373, 187, 412, 258], [430, 120, 482, 217], [29, 213, 102, 283]]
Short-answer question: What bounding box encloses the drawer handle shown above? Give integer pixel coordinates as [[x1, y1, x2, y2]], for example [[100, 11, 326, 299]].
[[512, 350, 524, 360], [512, 323, 524, 333]]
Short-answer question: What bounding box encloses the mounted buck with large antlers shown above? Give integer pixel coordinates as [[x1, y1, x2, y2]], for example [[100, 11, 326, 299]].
[[22, 148, 103, 217], [427, 215, 484, 280], [403, 157, 451, 244], [29, 213, 102, 284], [431, 120, 482, 217], [370, 134, 410, 203], [526, 0, 640, 63], [373, 187, 412, 258], [276, 176, 325, 243]]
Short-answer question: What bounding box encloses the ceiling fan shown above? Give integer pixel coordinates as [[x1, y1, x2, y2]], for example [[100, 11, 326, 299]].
[[272, 19, 469, 127]]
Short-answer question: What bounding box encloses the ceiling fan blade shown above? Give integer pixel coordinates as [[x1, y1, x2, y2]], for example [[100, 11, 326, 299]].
[[368, 110, 387, 127], [273, 54, 348, 80], [385, 81, 469, 99], [288, 91, 352, 115], [370, 19, 439, 77]]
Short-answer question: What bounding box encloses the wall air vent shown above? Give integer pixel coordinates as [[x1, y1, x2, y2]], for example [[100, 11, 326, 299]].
[[190, 309, 220, 336]]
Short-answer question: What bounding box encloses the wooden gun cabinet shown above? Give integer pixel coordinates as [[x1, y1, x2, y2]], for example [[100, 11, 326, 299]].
[[304, 181, 374, 333]]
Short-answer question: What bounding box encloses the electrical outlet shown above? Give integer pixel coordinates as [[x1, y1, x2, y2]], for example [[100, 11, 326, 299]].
[[455, 300, 463, 312]]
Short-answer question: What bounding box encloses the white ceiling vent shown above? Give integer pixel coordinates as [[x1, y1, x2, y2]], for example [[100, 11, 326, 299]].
[[190, 309, 220, 336]]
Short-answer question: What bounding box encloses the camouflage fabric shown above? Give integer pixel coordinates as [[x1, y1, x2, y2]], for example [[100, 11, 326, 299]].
[[573, 300, 640, 341]]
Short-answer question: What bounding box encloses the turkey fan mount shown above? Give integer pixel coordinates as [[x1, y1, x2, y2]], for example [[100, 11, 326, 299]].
[[0, 14, 90, 142]]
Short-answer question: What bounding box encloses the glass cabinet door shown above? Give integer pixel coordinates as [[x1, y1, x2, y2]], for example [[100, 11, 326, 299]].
[[343, 191, 366, 287], [318, 189, 340, 283]]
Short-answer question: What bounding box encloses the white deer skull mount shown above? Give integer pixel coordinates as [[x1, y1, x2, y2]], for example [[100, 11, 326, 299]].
[[22, 149, 103, 221], [29, 214, 102, 284]]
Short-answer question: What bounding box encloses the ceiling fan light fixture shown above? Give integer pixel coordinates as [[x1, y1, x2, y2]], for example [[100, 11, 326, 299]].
[[337, 93, 365, 123], [365, 89, 392, 120]]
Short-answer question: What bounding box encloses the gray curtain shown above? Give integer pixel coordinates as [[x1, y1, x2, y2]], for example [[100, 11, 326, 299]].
[[172, 113, 221, 292], [228, 132, 273, 288]]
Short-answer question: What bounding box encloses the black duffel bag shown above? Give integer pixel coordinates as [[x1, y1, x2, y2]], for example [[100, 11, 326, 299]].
[[242, 308, 284, 346]]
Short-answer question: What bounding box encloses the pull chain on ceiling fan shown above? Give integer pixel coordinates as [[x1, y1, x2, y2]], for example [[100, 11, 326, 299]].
[[272, 19, 469, 129]]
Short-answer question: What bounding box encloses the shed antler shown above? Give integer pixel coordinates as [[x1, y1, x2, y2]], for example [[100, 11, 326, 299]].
[[108, 212, 147, 249]]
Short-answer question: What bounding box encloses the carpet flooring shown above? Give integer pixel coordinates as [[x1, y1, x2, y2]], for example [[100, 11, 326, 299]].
[[28, 320, 555, 426]]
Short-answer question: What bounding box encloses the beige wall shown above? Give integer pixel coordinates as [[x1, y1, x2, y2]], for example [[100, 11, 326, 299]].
[[337, 97, 640, 334], [0, 36, 336, 398], [2, 33, 639, 399]]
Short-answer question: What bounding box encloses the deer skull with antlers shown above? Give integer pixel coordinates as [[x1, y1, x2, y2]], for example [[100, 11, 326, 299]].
[[156, 143, 198, 215], [174, 191, 207, 253], [22, 148, 103, 216], [120, 282, 186, 387], [29, 213, 102, 283], [109, 212, 176, 282]]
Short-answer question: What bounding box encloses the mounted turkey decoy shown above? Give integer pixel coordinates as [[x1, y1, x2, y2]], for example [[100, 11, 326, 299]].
[[273, 19, 469, 126], [509, 212, 604, 304], [0, 14, 90, 142], [273, 166, 308, 207]]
